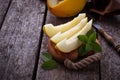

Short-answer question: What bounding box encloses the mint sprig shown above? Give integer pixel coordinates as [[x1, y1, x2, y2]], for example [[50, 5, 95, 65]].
[[41, 52, 57, 70], [41, 52, 52, 62], [78, 29, 102, 56], [41, 60, 57, 70]]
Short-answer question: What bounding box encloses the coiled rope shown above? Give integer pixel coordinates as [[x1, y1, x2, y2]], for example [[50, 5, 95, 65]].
[[64, 53, 101, 70]]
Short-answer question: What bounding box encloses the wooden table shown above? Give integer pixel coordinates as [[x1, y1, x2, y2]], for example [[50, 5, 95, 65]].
[[0, 0, 120, 80]]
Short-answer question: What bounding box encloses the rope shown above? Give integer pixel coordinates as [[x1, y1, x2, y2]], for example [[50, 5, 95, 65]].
[[64, 53, 102, 70]]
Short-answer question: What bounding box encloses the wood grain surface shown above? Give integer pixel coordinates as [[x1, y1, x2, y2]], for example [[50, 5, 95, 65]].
[[0, 0, 120, 80], [98, 16, 120, 80], [36, 11, 100, 80], [0, 0, 45, 80], [0, 0, 11, 28]]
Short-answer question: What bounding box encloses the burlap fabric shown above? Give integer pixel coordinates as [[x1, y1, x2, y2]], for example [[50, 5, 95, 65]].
[[90, 0, 120, 15]]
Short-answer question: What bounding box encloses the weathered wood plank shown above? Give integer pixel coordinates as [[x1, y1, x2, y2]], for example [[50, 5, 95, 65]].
[[0, 0, 45, 80], [36, 11, 100, 80], [0, 0, 11, 28], [99, 16, 120, 80]]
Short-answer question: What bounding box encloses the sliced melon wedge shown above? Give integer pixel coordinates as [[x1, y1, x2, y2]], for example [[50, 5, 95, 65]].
[[68, 19, 93, 40], [50, 18, 88, 43], [43, 13, 86, 37], [56, 19, 93, 53]]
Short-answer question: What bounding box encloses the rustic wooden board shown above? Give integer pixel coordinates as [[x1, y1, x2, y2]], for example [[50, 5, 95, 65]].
[[0, 0, 45, 80], [0, 0, 11, 28], [99, 16, 120, 80], [36, 11, 100, 80]]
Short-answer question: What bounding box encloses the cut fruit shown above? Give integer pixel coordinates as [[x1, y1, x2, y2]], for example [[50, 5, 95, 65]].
[[43, 13, 86, 37], [48, 39, 78, 62], [56, 38, 82, 53], [47, 0, 87, 17], [50, 18, 88, 44], [55, 20, 93, 53], [68, 20, 93, 40]]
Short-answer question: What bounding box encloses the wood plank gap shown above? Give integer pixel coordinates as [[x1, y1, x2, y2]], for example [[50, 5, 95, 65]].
[[32, 4, 48, 80], [0, 0, 46, 79], [99, 61, 101, 80], [0, 0, 12, 29]]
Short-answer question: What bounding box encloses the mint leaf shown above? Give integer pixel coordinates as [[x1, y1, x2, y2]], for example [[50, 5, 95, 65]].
[[85, 43, 93, 52], [41, 52, 52, 62], [78, 35, 88, 43], [78, 29, 102, 57], [41, 52, 58, 70], [92, 42, 102, 52], [41, 60, 57, 70], [87, 29, 95, 37], [78, 44, 87, 56], [88, 33, 96, 42]]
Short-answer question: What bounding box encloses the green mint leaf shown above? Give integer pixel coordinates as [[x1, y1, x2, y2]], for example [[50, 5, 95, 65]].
[[78, 29, 102, 56], [88, 33, 96, 42], [41, 60, 57, 70], [92, 42, 102, 52], [87, 29, 95, 37], [78, 44, 87, 56], [78, 35, 88, 43], [41, 52, 52, 62], [85, 43, 93, 52]]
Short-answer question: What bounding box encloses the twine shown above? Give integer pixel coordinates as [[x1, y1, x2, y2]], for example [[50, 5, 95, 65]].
[[64, 52, 101, 70]]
